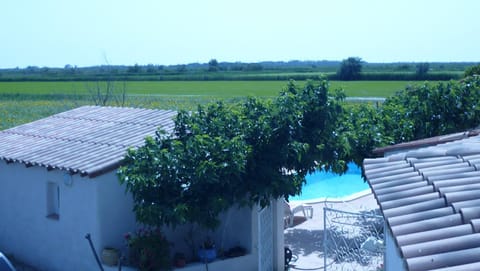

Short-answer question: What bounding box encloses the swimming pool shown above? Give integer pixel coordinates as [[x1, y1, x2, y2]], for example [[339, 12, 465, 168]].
[[290, 162, 371, 202]]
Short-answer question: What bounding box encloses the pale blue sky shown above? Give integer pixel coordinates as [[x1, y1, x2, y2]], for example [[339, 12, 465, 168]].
[[1, 0, 479, 68]]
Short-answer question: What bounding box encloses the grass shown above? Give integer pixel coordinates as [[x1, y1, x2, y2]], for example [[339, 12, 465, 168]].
[[0, 80, 431, 98], [0, 79, 446, 131], [0, 94, 241, 131], [330, 81, 427, 97]]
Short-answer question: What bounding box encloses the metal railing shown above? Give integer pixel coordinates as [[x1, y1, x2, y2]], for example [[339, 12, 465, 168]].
[[323, 207, 384, 271]]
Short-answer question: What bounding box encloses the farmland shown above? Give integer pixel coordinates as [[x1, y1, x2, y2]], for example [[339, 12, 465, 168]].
[[0, 80, 430, 98], [0, 60, 470, 130], [0, 80, 445, 131]]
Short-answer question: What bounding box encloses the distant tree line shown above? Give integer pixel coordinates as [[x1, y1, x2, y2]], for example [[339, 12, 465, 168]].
[[335, 57, 456, 81], [0, 59, 475, 82]]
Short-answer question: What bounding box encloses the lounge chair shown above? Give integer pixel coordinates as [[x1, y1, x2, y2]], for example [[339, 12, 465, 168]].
[[284, 200, 313, 227]]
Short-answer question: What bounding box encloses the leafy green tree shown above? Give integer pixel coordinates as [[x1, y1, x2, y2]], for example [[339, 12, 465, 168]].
[[128, 64, 141, 73], [337, 57, 363, 80], [208, 59, 219, 72], [176, 64, 186, 72], [464, 64, 480, 77], [415, 62, 429, 79], [118, 80, 351, 230], [380, 76, 480, 144], [342, 103, 389, 165]]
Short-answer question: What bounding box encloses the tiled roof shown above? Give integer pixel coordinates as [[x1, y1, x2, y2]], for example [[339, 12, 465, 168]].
[[0, 106, 176, 177], [364, 135, 480, 271], [373, 130, 480, 156]]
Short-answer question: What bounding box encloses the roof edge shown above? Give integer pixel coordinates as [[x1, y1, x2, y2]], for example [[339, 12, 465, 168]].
[[373, 129, 480, 156]]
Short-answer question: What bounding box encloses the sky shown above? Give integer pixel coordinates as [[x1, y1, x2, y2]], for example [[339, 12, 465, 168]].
[[1, 0, 479, 68]]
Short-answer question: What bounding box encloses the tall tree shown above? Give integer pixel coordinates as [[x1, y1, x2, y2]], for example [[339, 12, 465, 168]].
[[337, 57, 362, 80], [118, 80, 351, 230], [415, 62, 430, 79], [208, 59, 219, 72]]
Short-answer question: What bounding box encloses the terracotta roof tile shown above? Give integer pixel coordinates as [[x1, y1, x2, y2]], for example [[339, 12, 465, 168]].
[[364, 134, 480, 270], [0, 106, 176, 177]]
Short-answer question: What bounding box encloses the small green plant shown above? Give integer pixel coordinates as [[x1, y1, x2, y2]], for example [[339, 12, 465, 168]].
[[198, 237, 217, 264], [124, 227, 172, 271], [201, 237, 215, 250]]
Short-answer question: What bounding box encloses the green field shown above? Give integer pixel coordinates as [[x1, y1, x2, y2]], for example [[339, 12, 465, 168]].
[[0, 80, 429, 98], [0, 80, 447, 131]]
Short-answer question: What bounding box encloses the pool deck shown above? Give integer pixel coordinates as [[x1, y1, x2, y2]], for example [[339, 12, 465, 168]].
[[285, 192, 380, 270]]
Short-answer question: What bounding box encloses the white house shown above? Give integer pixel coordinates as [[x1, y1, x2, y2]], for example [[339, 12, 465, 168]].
[[0, 106, 285, 271], [364, 130, 480, 271]]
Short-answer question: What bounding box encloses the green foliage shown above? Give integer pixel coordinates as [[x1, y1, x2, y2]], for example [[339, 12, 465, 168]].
[[337, 57, 363, 80], [128, 64, 142, 73], [415, 63, 430, 79], [208, 59, 219, 72], [380, 76, 480, 144], [118, 80, 350, 230], [359, 71, 460, 81], [125, 228, 172, 271], [0, 61, 471, 82], [464, 64, 480, 77], [342, 103, 389, 166]]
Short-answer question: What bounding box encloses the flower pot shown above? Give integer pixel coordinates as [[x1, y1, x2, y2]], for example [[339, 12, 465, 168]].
[[174, 258, 186, 268], [101, 247, 119, 266], [174, 252, 187, 268], [198, 249, 216, 263]]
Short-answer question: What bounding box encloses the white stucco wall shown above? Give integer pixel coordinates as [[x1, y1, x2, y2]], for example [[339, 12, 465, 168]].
[[96, 171, 136, 253], [0, 161, 137, 271], [163, 205, 255, 266], [385, 226, 406, 271], [0, 161, 100, 270], [274, 199, 285, 270], [0, 159, 283, 271]]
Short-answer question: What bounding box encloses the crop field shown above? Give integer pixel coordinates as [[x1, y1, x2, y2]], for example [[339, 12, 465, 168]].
[[0, 80, 444, 131], [0, 80, 431, 98]]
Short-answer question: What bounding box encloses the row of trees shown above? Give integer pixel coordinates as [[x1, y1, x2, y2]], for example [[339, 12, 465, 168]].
[[118, 75, 480, 231], [337, 57, 434, 80], [2, 60, 474, 82]]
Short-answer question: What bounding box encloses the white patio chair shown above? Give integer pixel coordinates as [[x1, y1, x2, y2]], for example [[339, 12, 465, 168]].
[[284, 200, 313, 227]]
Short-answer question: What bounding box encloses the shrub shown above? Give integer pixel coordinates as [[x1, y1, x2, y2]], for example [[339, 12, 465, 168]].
[[125, 228, 172, 271], [465, 64, 480, 77]]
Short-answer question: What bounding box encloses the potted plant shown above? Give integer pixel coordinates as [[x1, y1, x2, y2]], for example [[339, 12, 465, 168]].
[[101, 247, 120, 266], [197, 237, 216, 263], [124, 227, 172, 271], [173, 252, 186, 268]]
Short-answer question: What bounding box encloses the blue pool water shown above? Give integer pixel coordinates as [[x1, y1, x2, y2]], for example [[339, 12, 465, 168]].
[[290, 163, 370, 201]]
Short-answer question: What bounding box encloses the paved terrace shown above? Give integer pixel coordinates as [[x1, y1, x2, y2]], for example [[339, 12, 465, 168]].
[[285, 193, 380, 271]]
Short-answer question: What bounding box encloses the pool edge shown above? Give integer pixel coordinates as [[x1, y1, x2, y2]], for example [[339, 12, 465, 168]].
[[290, 188, 373, 204]]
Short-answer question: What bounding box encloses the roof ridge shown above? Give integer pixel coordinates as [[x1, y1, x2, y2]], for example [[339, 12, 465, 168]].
[[1, 129, 132, 149], [50, 109, 176, 127]]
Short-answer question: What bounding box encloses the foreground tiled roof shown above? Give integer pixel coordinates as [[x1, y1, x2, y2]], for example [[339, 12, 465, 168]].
[[364, 135, 480, 271], [373, 130, 480, 156], [0, 106, 176, 177]]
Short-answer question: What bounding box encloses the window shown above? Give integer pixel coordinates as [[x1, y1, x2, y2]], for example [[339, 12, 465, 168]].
[[47, 182, 60, 220]]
